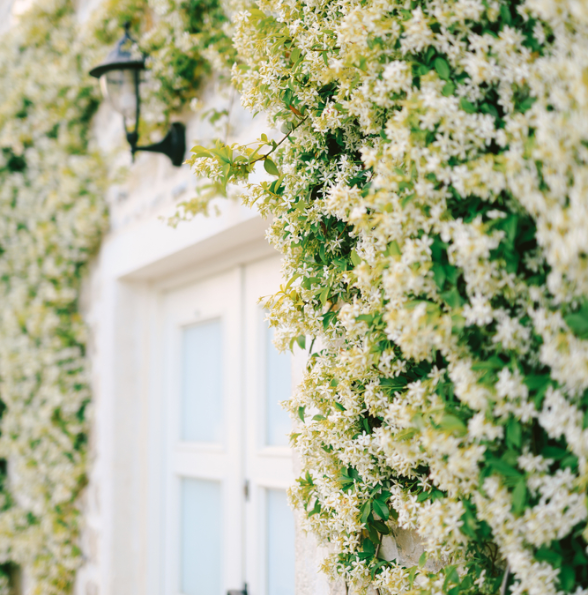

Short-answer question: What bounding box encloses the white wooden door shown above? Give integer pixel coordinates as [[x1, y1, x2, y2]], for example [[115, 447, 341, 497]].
[[161, 258, 294, 595], [162, 269, 244, 595]]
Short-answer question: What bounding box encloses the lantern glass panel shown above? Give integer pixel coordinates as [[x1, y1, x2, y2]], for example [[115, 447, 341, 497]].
[[99, 69, 140, 125]]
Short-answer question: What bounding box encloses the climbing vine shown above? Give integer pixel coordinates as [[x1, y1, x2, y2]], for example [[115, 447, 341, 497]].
[[0, 3, 106, 593], [185, 1, 588, 594], [0, 0, 229, 593], [3, 0, 587, 593]]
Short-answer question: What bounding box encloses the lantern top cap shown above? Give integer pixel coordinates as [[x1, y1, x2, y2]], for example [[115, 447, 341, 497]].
[[89, 22, 145, 79]]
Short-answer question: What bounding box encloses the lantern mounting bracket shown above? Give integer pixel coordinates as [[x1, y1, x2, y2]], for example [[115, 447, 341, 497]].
[[126, 122, 186, 167]]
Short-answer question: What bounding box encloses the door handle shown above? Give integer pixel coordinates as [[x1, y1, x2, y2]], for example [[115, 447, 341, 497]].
[[227, 584, 248, 595]]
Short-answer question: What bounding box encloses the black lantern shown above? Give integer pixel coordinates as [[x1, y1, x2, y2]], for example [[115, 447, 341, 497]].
[[89, 23, 186, 167]]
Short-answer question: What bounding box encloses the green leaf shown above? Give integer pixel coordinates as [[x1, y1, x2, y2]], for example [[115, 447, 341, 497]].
[[191, 145, 213, 158], [308, 499, 321, 517], [362, 537, 376, 556], [319, 285, 330, 306], [432, 262, 446, 290], [209, 147, 232, 163], [559, 566, 575, 592], [517, 96, 536, 113], [361, 417, 371, 434], [481, 102, 499, 119], [372, 520, 390, 535], [524, 374, 551, 391], [366, 523, 379, 544], [562, 452, 579, 470], [542, 445, 570, 460], [511, 478, 527, 514], [564, 305, 588, 339], [439, 414, 467, 435], [264, 158, 280, 176], [440, 287, 464, 309], [322, 305, 334, 328], [370, 559, 390, 579], [444, 565, 460, 589], [296, 335, 306, 349], [460, 505, 478, 539], [536, 546, 563, 567], [417, 491, 431, 502], [298, 406, 306, 422], [380, 377, 408, 390], [372, 498, 390, 521], [417, 63, 431, 76], [400, 192, 415, 207], [290, 47, 301, 64], [500, 3, 512, 25], [488, 458, 521, 478], [360, 501, 372, 524], [350, 249, 362, 266], [471, 356, 504, 370], [524, 374, 552, 407], [418, 551, 427, 568], [356, 314, 373, 323], [444, 263, 459, 285], [442, 82, 456, 96], [573, 548, 588, 566], [434, 57, 451, 80], [394, 428, 417, 441], [506, 418, 522, 449], [425, 46, 435, 64], [459, 97, 477, 113], [385, 241, 401, 257]]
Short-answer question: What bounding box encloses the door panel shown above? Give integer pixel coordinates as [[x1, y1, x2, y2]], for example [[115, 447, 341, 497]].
[[181, 478, 223, 595], [266, 489, 295, 595], [180, 319, 224, 443], [163, 269, 243, 595], [162, 258, 295, 595]]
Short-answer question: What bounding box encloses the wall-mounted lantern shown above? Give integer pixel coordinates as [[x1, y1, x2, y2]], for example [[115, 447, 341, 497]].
[[89, 23, 186, 167]]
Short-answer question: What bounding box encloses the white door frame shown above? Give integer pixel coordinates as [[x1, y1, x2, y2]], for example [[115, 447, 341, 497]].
[[94, 218, 275, 595]]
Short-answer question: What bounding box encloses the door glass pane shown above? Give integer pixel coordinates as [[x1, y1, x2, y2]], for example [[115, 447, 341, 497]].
[[267, 489, 295, 595], [181, 320, 223, 442], [265, 323, 291, 446], [181, 478, 222, 595]]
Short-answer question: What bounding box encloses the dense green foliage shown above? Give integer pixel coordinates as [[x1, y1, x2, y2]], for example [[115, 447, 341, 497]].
[[0, 2, 106, 593], [186, 0, 588, 594], [3, 1, 588, 594], [0, 0, 230, 592]]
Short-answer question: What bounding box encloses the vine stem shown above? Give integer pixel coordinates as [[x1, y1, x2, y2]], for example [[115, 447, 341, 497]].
[[500, 565, 510, 595], [374, 541, 382, 595], [248, 116, 309, 166]]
